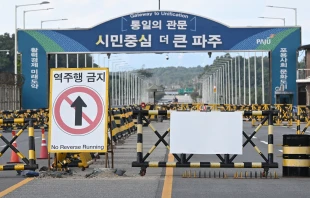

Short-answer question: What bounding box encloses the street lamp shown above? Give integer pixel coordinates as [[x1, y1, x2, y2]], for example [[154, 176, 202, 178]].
[[0, 50, 10, 55], [41, 18, 68, 29], [266, 5, 297, 26], [258, 16, 285, 26], [24, 8, 54, 28], [15, 1, 50, 75]]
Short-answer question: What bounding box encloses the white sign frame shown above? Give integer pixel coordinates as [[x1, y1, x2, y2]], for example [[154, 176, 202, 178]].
[[48, 68, 109, 153], [170, 111, 243, 154]]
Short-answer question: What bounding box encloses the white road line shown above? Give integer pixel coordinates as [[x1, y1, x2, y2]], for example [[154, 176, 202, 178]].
[[253, 136, 257, 139], [35, 137, 40, 139], [0, 145, 5, 148], [292, 128, 296, 130], [260, 141, 268, 145], [279, 150, 283, 153]]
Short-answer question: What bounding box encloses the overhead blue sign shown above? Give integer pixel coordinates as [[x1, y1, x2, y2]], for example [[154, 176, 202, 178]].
[[17, 10, 301, 109]]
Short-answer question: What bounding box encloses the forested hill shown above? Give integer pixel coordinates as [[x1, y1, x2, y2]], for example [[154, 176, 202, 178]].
[[140, 66, 204, 87]]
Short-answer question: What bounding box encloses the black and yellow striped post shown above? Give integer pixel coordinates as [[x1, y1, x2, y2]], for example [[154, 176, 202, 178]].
[[28, 119, 36, 167], [297, 106, 301, 134], [137, 111, 143, 163], [268, 111, 274, 165], [282, 135, 310, 177]]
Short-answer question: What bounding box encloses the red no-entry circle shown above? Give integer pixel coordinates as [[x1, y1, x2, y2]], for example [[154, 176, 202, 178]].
[[53, 86, 104, 135]]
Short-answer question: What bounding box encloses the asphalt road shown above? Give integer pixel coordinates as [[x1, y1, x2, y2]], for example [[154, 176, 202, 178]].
[[170, 123, 310, 198], [161, 95, 193, 104], [0, 129, 49, 193], [1, 119, 310, 197]]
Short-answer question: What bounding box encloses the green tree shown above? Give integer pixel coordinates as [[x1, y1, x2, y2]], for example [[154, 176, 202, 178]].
[[0, 33, 15, 73]]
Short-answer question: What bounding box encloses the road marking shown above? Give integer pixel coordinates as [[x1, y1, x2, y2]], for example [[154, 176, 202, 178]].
[[253, 136, 257, 139], [35, 137, 40, 139], [260, 141, 268, 145], [0, 145, 5, 148], [162, 153, 174, 198], [279, 150, 283, 153], [0, 178, 34, 197], [292, 128, 296, 130]]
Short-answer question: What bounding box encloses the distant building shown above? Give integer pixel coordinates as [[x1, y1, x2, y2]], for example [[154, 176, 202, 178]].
[[165, 91, 178, 95], [171, 85, 181, 89]]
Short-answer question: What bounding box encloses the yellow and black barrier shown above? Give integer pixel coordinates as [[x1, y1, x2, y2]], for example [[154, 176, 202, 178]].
[[150, 103, 295, 126], [296, 105, 310, 123], [108, 110, 120, 143], [132, 110, 278, 176], [0, 109, 49, 130], [0, 118, 38, 171], [251, 104, 270, 126], [1, 104, 300, 129], [274, 104, 293, 126], [113, 108, 129, 139], [120, 107, 133, 136], [295, 107, 310, 135], [282, 134, 310, 177], [51, 152, 96, 171]]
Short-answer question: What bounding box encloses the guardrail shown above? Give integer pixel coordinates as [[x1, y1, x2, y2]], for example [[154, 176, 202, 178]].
[[297, 69, 310, 81]]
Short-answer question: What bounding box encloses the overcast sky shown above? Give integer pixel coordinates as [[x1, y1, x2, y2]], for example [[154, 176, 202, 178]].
[[0, 0, 307, 69]]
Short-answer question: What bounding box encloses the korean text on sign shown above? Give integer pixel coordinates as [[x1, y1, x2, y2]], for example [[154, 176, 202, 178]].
[[30, 48, 39, 89], [96, 34, 151, 48], [96, 34, 222, 49], [53, 72, 106, 83], [130, 20, 188, 30], [280, 48, 288, 90]]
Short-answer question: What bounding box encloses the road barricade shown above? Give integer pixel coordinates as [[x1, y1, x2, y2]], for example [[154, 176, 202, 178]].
[[132, 109, 278, 176], [113, 108, 128, 139], [0, 109, 49, 131], [282, 134, 310, 177], [294, 107, 310, 135], [0, 118, 38, 171], [251, 104, 270, 126], [296, 106, 310, 123], [51, 153, 96, 171], [273, 104, 293, 126]]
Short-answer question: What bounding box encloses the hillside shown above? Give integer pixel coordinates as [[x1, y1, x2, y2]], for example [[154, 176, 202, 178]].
[[139, 66, 204, 88]]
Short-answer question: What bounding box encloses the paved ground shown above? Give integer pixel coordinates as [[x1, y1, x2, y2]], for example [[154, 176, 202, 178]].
[[1, 119, 310, 197], [160, 95, 192, 104], [0, 121, 168, 198], [0, 129, 49, 192]]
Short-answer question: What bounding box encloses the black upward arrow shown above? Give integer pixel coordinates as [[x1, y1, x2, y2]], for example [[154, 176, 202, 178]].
[[71, 96, 87, 126]]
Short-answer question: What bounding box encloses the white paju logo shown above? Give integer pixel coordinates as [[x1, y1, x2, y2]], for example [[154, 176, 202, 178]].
[[256, 34, 275, 45]]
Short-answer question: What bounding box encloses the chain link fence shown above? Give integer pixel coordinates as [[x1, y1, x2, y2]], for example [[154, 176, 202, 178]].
[[0, 72, 24, 110]]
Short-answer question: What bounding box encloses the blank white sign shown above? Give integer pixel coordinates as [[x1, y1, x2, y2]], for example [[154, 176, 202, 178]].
[[170, 111, 243, 154]]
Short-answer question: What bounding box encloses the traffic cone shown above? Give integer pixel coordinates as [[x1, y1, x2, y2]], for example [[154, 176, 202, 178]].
[[37, 128, 49, 159], [7, 131, 21, 164]]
